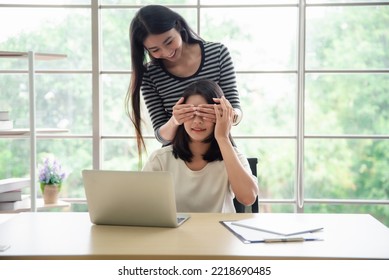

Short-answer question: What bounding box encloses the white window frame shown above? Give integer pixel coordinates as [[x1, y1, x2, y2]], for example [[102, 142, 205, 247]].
[[1, 0, 388, 213]]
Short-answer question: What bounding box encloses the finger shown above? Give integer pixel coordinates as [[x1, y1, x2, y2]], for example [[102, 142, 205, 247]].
[[198, 114, 217, 123], [173, 104, 194, 112], [221, 96, 232, 106], [173, 97, 190, 112], [173, 105, 195, 121], [173, 109, 195, 125], [201, 113, 217, 123], [196, 106, 216, 116], [221, 97, 234, 118], [175, 97, 184, 105], [182, 111, 196, 118], [213, 98, 221, 104], [214, 104, 220, 120], [180, 114, 195, 123], [219, 96, 228, 112], [179, 106, 196, 113], [203, 117, 217, 124], [197, 104, 215, 111]]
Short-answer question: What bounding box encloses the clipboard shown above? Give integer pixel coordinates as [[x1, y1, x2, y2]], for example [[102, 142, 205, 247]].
[[220, 220, 323, 244]]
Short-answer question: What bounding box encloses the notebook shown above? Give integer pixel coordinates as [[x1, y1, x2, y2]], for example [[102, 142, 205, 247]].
[[82, 170, 190, 227]]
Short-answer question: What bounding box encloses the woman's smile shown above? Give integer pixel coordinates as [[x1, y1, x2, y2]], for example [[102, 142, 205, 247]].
[[191, 126, 206, 133]]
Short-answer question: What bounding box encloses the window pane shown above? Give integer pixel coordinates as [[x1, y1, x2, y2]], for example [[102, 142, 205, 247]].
[[200, 7, 297, 71], [0, 8, 91, 70], [306, 5, 389, 70], [304, 139, 389, 200], [0, 73, 92, 134], [235, 139, 296, 200], [305, 204, 389, 227], [305, 74, 389, 135], [102, 74, 153, 136], [35, 74, 92, 134], [234, 73, 296, 136], [0, 139, 30, 179], [0, 74, 29, 128], [260, 204, 295, 213], [102, 74, 131, 135], [101, 9, 135, 71], [103, 138, 162, 171], [103, 139, 136, 171]]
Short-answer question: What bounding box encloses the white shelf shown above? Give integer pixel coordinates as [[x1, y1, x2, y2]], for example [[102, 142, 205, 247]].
[[0, 199, 70, 213], [0, 128, 69, 136], [0, 50, 67, 212], [0, 51, 67, 60]]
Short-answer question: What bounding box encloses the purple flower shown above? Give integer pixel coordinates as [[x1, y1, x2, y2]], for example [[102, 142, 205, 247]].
[[38, 158, 67, 185]]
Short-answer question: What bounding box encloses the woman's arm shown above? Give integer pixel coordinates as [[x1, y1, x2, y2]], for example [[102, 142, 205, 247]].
[[142, 74, 196, 143], [157, 97, 196, 143], [214, 97, 258, 206], [195, 44, 243, 125], [218, 44, 242, 125]]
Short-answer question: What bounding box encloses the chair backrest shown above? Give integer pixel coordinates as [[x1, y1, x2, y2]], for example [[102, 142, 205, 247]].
[[233, 157, 259, 213]]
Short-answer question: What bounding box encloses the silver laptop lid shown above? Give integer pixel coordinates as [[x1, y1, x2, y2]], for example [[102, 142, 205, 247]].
[[82, 170, 189, 227]]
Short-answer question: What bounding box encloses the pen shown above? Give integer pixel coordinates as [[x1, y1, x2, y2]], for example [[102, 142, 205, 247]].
[[264, 237, 304, 243], [263, 237, 323, 243], [248, 237, 321, 244], [231, 222, 323, 236]]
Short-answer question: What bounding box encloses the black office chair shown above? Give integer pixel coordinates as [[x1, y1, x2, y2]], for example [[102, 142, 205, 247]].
[[233, 157, 259, 213]]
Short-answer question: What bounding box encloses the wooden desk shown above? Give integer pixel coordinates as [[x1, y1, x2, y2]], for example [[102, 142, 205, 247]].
[[0, 212, 388, 260]]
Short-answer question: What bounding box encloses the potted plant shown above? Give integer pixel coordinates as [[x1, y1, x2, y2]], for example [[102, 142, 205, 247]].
[[38, 157, 67, 204]]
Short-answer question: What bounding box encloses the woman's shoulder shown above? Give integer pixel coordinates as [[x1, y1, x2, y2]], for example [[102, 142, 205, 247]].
[[203, 41, 230, 57], [145, 60, 162, 72], [143, 146, 175, 172], [203, 41, 227, 50], [148, 145, 174, 159]]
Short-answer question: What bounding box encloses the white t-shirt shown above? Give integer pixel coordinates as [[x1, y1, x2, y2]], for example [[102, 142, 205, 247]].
[[142, 145, 254, 213]]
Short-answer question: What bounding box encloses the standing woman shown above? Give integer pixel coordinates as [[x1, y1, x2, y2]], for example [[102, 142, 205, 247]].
[[125, 5, 243, 156]]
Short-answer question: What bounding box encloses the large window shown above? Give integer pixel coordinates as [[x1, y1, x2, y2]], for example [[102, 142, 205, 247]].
[[0, 0, 388, 225]]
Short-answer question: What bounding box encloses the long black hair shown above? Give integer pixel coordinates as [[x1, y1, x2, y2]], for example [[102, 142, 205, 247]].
[[125, 5, 203, 159], [172, 80, 235, 163]]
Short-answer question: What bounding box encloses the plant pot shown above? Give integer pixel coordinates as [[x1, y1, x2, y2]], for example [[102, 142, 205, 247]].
[[42, 184, 60, 204]]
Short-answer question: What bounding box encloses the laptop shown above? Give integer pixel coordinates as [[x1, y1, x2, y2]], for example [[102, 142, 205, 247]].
[[82, 170, 190, 227]]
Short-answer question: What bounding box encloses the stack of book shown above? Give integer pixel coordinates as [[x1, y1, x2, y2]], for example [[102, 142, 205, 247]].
[[0, 111, 13, 130], [0, 178, 30, 211]]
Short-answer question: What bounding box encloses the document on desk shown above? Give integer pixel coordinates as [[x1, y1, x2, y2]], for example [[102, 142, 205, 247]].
[[221, 218, 323, 244]]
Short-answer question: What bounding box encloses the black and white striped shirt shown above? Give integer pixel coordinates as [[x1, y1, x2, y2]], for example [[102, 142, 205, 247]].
[[141, 41, 241, 143]]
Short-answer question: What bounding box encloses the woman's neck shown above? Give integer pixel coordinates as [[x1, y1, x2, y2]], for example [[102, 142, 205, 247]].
[[185, 141, 210, 171], [164, 42, 201, 77]]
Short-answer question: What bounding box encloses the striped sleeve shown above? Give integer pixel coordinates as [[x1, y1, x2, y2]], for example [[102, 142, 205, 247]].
[[218, 44, 241, 110], [142, 72, 166, 126]]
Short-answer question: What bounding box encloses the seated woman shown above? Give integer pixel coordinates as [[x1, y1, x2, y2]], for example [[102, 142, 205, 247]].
[[143, 80, 258, 213]]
